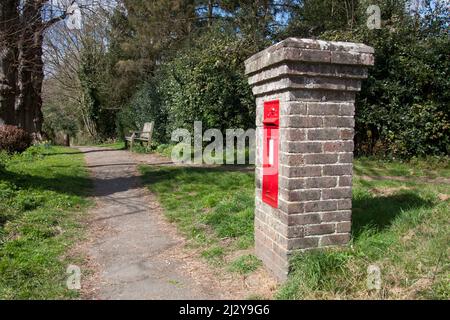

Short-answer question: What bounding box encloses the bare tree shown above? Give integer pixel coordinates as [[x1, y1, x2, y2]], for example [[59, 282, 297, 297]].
[[15, 1, 82, 137], [0, 0, 113, 138], [43, 2, 114, 138]]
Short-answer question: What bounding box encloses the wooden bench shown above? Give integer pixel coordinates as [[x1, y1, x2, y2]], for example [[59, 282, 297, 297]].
[[125, 122, 154, 150]]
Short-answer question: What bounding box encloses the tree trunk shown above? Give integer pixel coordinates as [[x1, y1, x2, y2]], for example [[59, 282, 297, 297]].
[[15, 1, 44, 139], [0, 0, 19, 126], [2, 0, 66, 139], [32, 32, 45, 136], [207, 0, 213, 27]]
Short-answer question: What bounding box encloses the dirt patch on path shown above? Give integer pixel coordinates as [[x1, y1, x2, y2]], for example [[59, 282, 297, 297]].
[[79, 147, 276, 300]]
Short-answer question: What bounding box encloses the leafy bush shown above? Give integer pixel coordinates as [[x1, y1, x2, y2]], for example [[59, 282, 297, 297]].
[[319, 13, 450, 158], [0, 125, 32, 154], [388, 102, 450, 157], [159, 27, 255, 137], [354, 32, 450, 158], [42, 103, 78, 142], [117, 26, 255, 145], [155, 144, 174, 158], [117, 80, 167, 143]]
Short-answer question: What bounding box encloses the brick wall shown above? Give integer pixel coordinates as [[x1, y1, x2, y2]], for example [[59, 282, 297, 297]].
[[245, 38, 374, 281]]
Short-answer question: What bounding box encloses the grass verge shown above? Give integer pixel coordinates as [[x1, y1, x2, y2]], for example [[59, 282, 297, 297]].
[[140, 165, 255, 266], [95, 141, 126, 150], [354, 156, 450, 178], [0, 145, 92, 299], [95, 141, 156, 154], [140, 157, 449, 299]]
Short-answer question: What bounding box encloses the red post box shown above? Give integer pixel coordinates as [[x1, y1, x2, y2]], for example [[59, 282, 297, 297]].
[[262, 100, 280, 208]]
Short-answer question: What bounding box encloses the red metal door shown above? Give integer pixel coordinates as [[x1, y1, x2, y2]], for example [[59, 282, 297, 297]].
[[262, 100, 279, 208]]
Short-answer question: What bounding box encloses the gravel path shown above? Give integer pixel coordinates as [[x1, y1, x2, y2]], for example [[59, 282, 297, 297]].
[[78, 147, 219, 300]]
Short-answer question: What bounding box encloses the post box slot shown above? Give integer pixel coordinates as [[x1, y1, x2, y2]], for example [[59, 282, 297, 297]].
[[263, 118, 279, 126]]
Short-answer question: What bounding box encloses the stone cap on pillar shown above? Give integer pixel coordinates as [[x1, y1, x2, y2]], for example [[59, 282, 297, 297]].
[[244, 38, 374, 98]]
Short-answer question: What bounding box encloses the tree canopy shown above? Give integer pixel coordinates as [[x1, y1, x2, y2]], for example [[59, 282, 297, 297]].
[[2, 0, 447, 157]]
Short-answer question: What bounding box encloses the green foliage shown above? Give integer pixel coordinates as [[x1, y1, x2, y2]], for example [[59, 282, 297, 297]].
[[312, 1, 450, 158], [42, 103, 78, 138], [279, 0, 359, 39], [388, 102, 450, 156], [354, 30, 450, 158], [71, 0, 449, 158], [118, 25, 256, 144], [0, 151, 9, 174], [79, 44, 118, 140], [117, 80, 167, 143], [139, 165, 255, 265], [155, 144, 175, 158], [158, 26, 255, 138]]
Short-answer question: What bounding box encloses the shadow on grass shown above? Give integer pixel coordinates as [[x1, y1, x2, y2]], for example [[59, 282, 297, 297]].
[[0, 168, 156, 197], [352, 192, 434, 239], [0, 214, 8, 228], [43, 148, 124, 156], [140, 165, 254, 186], [1, 147, 141, 198], [1, 169, 92, 198]]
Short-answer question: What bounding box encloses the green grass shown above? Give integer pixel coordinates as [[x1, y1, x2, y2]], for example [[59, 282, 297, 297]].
[[140, 157, 449, 299], [140, 165, 255, 266], [0, 145, 92, 299], [95, 141, 126, 150], [154, 144, 255, 165], [155, 144, 175, 158], [354, 156, 450, 178], [96, 140, 155, 154], [279, 160, 450, 300], [229, 254, 263, 275]]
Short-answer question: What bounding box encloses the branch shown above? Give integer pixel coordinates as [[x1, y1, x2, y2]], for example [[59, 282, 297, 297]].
[[43, 0, 76, 30]]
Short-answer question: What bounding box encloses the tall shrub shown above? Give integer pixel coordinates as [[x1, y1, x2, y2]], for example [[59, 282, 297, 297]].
[[0, 125, 32, 153], [158, 26, 255, 136], [311, 1, 450, 157], [117, 80, 167, 143]]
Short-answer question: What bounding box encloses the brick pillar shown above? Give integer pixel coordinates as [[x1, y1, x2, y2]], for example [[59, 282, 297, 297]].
[[245, 38, 374, 281]]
